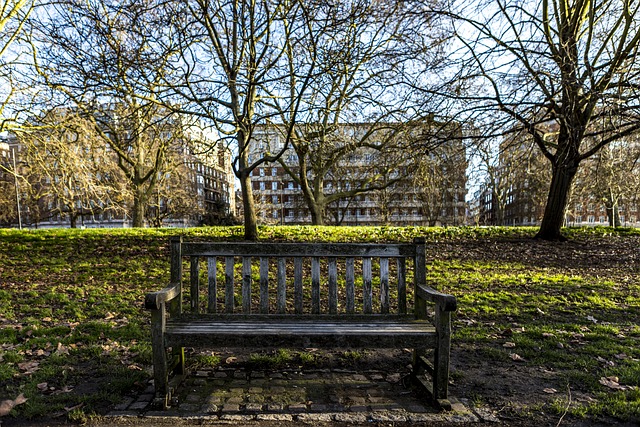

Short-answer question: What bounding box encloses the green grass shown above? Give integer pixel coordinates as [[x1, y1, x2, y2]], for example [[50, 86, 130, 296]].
[[0, 225, 639, 422]]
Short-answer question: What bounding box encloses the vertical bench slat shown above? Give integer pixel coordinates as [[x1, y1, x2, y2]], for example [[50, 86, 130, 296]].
[[294, 257, 303, 314], [225, 256, 234, 313], [277, 258, 286, 314], [380, 257, 389, 314], [242, 256, 252, 314], [414, 237, 427, 319], [311, 257, 321, 314], [170, 237, 182, 315], [363, 257, 372, 314], [190, 256, 200, 314], [397, 258, 407, 314], [207, 257, 217, 314], [346, 257, 355, 314], [259, 257, 269, 314], [328, 258, 338, 314]]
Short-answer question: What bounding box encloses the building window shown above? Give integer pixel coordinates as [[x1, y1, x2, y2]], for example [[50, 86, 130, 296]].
[[272, 167, 277, 176], [288, 181, 294, 190], [599, 216, 605, 223], [272, 195, 278, 204], [588, 215, 595, 223], [272, 182, 278, 191], [260, 182, 265, 190], [576, 216, 582, 223], [259, 168, 265, 177]]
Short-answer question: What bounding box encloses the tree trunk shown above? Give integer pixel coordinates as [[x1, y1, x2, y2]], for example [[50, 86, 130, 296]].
[[307, 191, 326, 226], [606, 205, 621, 227], [70, 213, 77, 228], [132, 187, 147, 228], [239, 172, 259, 241], [535, 163, 578, 240]]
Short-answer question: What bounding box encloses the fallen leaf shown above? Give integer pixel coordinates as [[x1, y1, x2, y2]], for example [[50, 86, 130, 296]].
[[614, 353, 628, 360], [17, 361, 40, 375], [225, 356, 237, 364], [536, 308, 545, 315], [586, 315, 598, 324], [503, 342, 516, 348], [543, 388, 557, 394], [37, 382, 48, 392], [55, 343, 70, 356], [510, 353, 526, 362], [0, 394, 27, 416], [542, 333, 556, 338], [598, 376, 635, 391]]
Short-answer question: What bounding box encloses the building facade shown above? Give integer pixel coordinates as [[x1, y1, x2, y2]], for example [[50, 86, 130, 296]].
[[247, 123, 467, 226], [476, 132, 640, 227], [0, 109, 235, 229]]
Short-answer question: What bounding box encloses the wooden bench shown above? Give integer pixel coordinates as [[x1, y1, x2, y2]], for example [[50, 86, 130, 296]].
[[145, 237, 457, 409]]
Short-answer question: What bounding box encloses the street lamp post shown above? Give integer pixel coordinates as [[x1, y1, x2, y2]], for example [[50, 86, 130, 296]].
[[12, 148, 22, 230]]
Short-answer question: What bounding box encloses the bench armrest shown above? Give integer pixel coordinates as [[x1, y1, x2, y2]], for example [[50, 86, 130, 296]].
[[416, 284, 457, 312], [145, 282, 181, 310]]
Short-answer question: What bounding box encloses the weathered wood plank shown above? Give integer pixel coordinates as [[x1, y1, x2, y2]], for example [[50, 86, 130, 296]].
[[182, 242, 416, 258], [190, 256, 200, 314], [328, 258, 338, 315], [380, 257, 389, 314], [363, 257, 372, 314], [242, 257, 252, 314], [277, 258, 286, 314], [397, 258, 407, 315], [346, 257, 355, 314], [434, 307, 452, 400], [414, 237, 427, 319], [311, 257, 321, 314], [165, 318, 438, 349], [259, 257, 269, 314], [169, 237, 182, 316], [207, 257, 217, 314], [294, 257, 303, 314], [225, 256, 234, 314]]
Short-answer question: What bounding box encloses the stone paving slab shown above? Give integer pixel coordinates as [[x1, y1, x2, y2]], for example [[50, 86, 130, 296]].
[[106, 367, 497, 424]]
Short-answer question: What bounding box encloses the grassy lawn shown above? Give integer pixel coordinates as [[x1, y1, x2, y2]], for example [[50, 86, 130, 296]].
[[0, 225, 638, 424]]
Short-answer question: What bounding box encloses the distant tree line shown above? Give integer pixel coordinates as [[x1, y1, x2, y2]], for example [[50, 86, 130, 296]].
[[0, 0, 638, 240]]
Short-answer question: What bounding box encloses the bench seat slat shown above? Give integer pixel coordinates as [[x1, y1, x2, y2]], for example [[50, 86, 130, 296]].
[[165, 318, 437, 349]]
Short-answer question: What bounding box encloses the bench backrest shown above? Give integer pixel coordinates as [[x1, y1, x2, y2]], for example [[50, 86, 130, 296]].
[[171, 237, 427, 316]]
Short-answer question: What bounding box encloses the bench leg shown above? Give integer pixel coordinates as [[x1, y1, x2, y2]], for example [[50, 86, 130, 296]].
[[434, 309, 451, 401], [151, 309, 170, 408]]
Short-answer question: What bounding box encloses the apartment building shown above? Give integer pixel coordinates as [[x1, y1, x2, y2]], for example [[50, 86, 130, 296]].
[[476, 133, 640, 227], [0, 109, 235, 228], [247, 123, 467, 226]]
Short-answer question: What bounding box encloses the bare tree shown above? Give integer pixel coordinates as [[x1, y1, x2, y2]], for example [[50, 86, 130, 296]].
[[570, 134, 640, 227], [266, 1, 442, 225], [165, 0, 316, 240], [29, 0, 193, 227], [16, 109, 129, 227], [418, 0, 640, 239], [412, 142, 467, 226], [145, 145, 206, 227], [0, 0, 36, 130]]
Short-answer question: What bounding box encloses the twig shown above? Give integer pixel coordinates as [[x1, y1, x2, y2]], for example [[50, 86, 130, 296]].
[[556, 384, 572, 427]]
